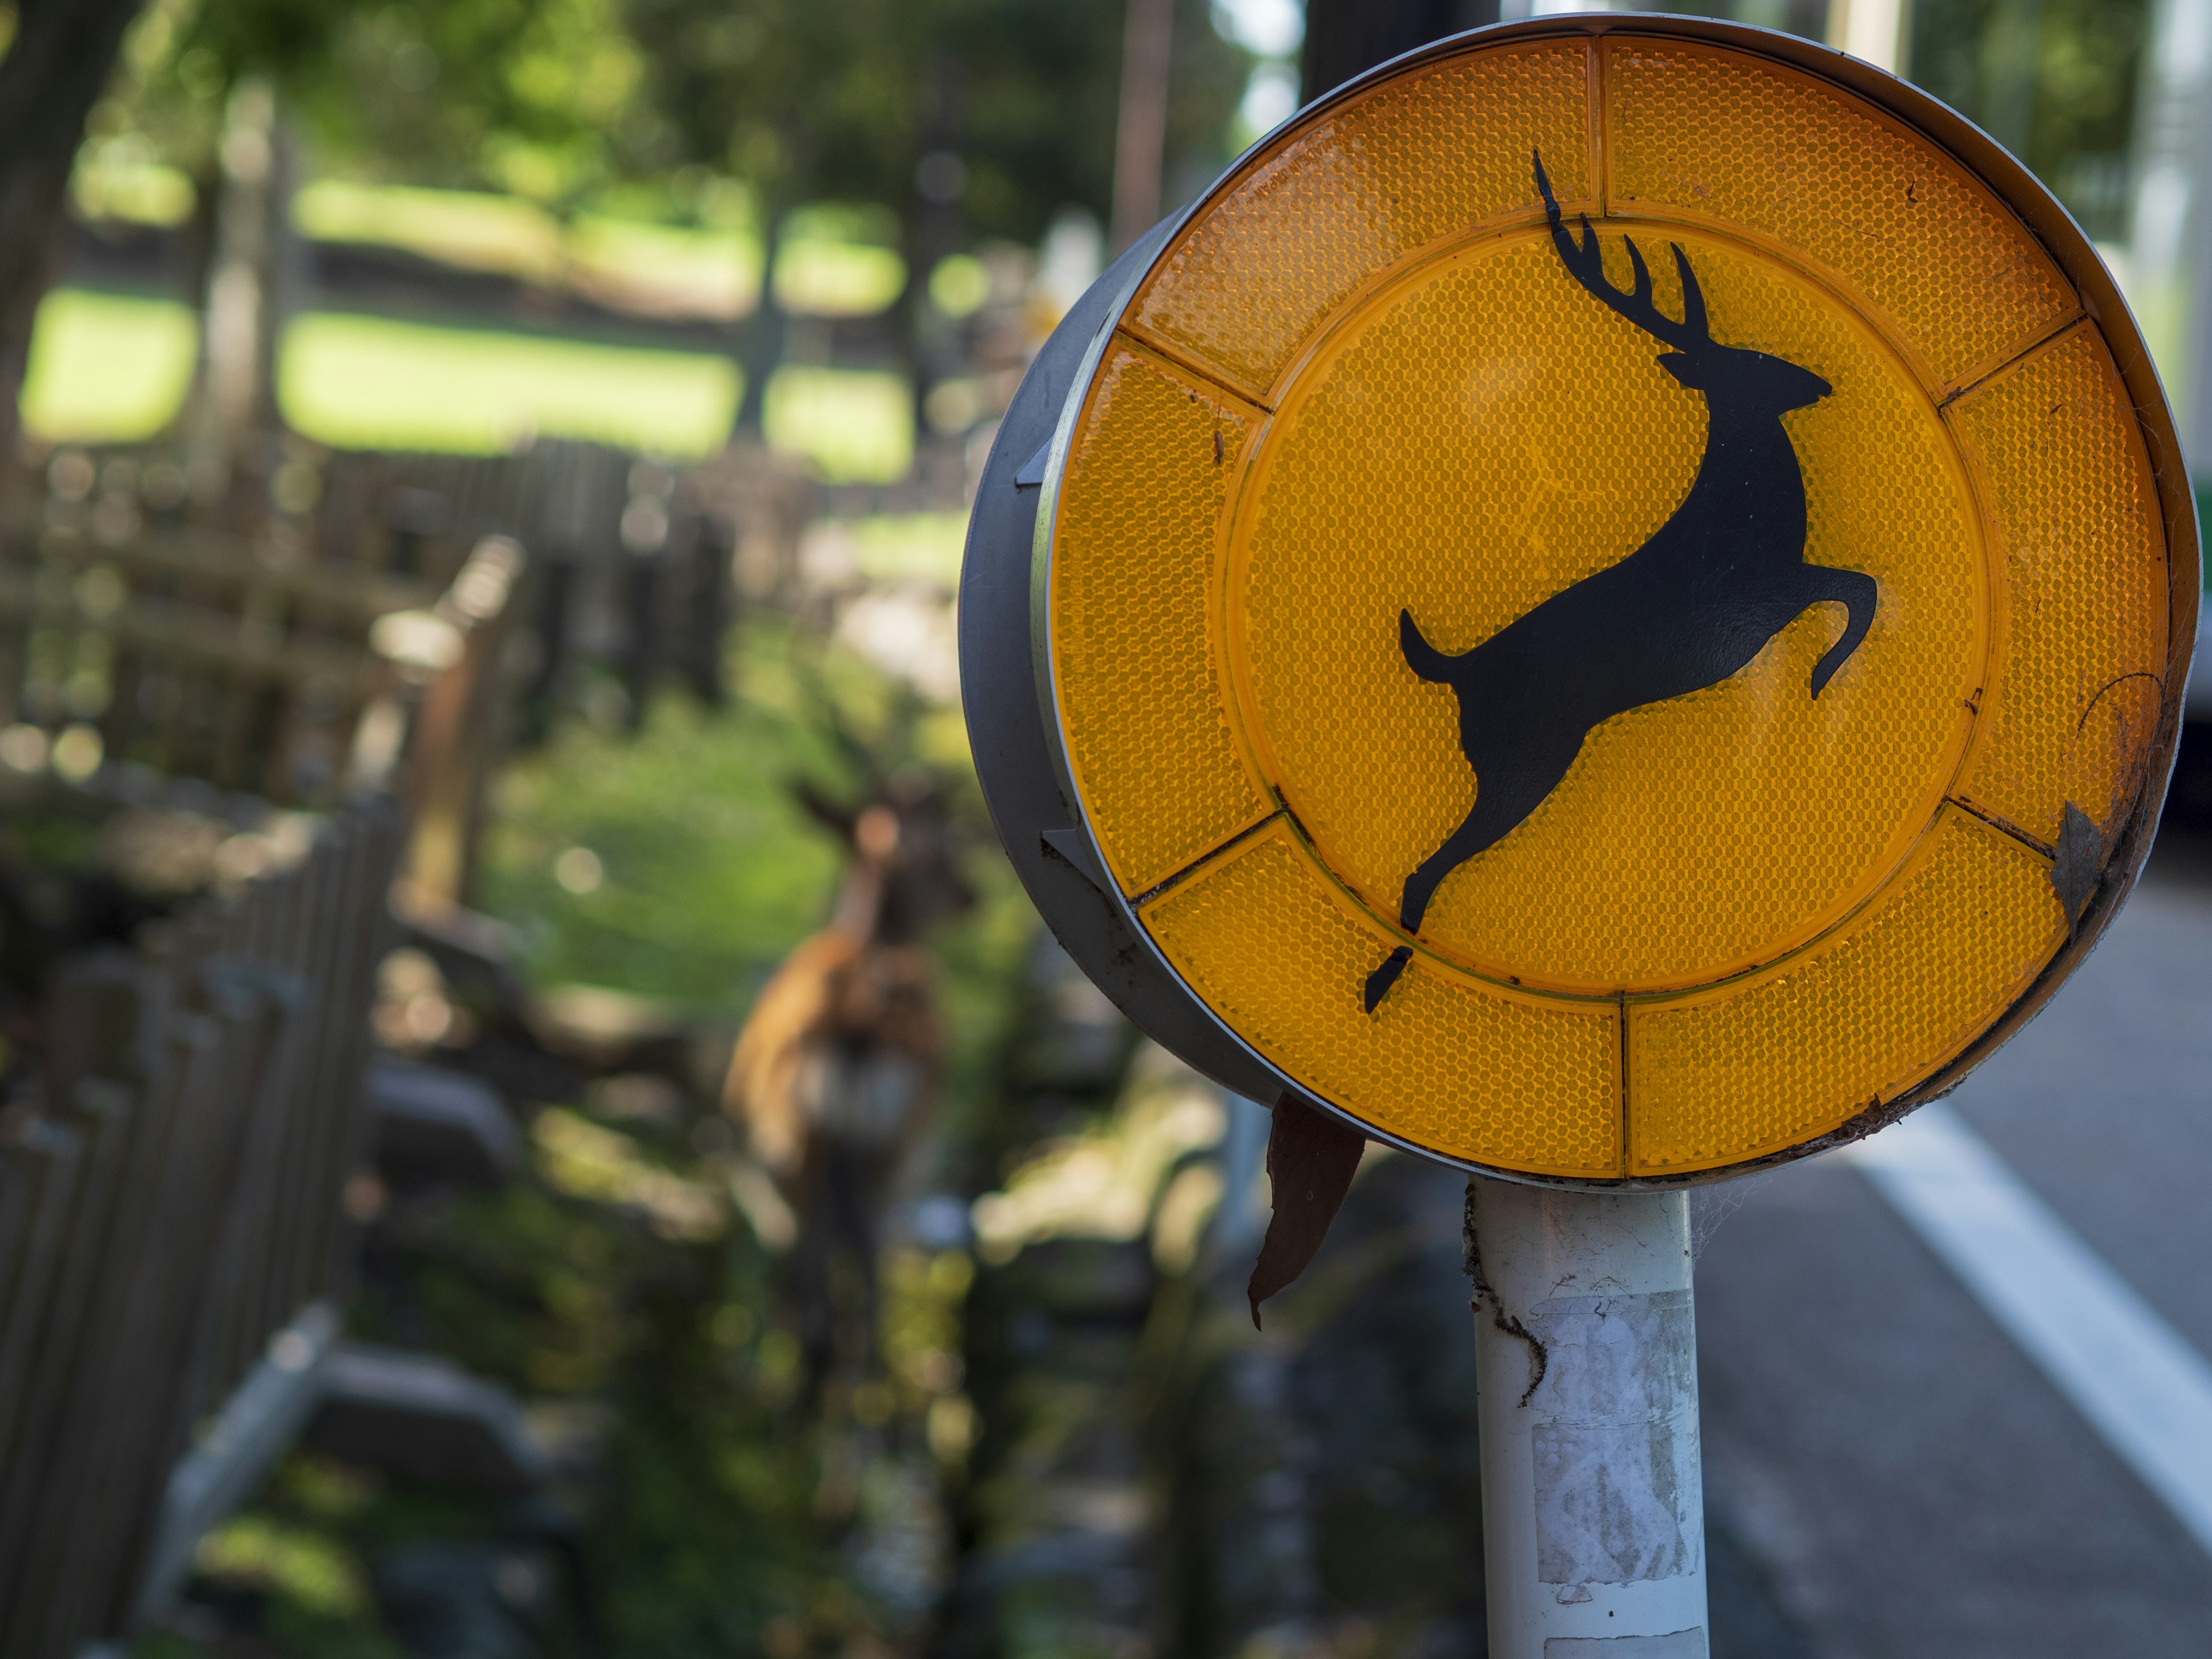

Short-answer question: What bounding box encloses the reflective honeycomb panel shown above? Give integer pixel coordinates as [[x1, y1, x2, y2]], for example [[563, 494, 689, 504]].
[[1140, 823, 1623, 1176], [1626, 809, 2066, 1175], [1233, 226, 1981, 994], [1605, 38, 2076, 391], [1050, 342, 1272, 895], [1948, 327, 2169, 850], [1129, 40, 1594, 400]]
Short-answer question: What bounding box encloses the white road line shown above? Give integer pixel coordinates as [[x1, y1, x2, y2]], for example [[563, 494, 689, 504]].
[[1844, 1103, 2212, 1557]]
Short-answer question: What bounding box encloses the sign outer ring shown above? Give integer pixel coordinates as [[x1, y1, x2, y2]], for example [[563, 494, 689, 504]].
[[963, 13, 2200, 1188]]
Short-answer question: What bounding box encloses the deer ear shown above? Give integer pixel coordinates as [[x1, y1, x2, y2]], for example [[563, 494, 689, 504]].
[[788, 778, 858, 842], [1655, 353, 1697, 387]]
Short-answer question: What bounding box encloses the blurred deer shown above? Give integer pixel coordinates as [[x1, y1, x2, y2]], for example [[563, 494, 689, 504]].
[[1365, 153, 1878, 1010], [722, 756, 973, 1396]]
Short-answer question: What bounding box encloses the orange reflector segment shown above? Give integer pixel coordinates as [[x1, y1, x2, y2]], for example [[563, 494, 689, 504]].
[[1139, 822, 1623, 1176], [1626, 807, 2066, 1175], [1129, 41, 1595, 399], [1948, 327, 2169, 851], [1050, 342, 1272, 895], [1605, 39, 2075, 391]]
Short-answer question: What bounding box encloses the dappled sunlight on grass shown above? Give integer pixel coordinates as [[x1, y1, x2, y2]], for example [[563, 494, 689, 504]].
[[765, 368, 912, 485], [567, 214, 752, 313], [479, 633, 850, 1011], [281, 312, 739, 456], [532, 1107, 724, 1240], [770, 238, 904, 316], [479, 617, 1028, 1103], [195, 1513, 371, 1618], [21, 289, 196, 442], [293, 180, 904, 317], [294, 181, 564, 279], [24, 288, 915, 480]]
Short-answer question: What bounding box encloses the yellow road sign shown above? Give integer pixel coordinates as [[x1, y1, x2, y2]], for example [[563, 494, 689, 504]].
[[970, 15, 2197, 1184]]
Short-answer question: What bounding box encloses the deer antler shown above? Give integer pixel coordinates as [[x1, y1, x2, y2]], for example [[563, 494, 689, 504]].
[[1533, 151, 1709, 352]]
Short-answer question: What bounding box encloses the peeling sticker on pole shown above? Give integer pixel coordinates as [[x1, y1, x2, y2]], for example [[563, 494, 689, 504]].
[[1530, 1291, 1701, 1588]]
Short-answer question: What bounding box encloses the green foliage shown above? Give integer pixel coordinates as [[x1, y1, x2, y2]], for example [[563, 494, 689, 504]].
[[479, 620, 853, 1012], [101, 0, 1254, 239], [624, 0, 888, 212], [392, 1177, 819, 1635], [128, 609, 1027, 1657], [479, 611, 1027, 1031], [176, 1168, 842, 1656], [627, 0, 1251, 247], [168, 0, 653, 204], [81, 0, 1254, 453], [1910, 0, 2147, 238]]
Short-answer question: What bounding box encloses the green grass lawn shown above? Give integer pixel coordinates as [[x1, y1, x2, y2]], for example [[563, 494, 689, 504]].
[[20, 288, 915, 480]]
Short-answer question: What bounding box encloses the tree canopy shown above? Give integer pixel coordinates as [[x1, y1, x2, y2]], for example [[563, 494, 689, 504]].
[[99, 0, 1248, 247]]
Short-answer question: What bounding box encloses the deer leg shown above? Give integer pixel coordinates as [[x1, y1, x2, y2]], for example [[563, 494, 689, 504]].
[[1366, 740, 1582, 1013], [1400, 800, 1517, 935], [788, 1205, 839, 1410], [1807, 567, 1880, 698]]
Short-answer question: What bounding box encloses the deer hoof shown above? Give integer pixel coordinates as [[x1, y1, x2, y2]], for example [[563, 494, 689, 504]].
[[1363, 946, 1413, 1013]]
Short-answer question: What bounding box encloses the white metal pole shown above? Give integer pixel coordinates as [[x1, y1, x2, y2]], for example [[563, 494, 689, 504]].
[[1467, 1175, 1709, 1658], [1825, 0, 1907, 74], [2130, 0, 2212, 464]]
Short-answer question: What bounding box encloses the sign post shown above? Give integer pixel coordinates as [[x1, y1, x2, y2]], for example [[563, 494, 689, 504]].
[[1469, 1179, 1705, 1654], [960, 16, 2196, 1654]]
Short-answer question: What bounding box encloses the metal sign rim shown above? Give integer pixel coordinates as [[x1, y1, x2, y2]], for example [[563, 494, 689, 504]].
[[959, 219, 1298, 1113]]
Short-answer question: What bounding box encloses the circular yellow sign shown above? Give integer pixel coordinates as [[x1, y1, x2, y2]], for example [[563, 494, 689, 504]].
[[1035, 19, 2195, 1182]]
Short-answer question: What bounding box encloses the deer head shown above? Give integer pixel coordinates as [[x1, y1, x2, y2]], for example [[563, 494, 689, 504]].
[[789, 772, 975, 945], [1533, 151, 1831, 416]]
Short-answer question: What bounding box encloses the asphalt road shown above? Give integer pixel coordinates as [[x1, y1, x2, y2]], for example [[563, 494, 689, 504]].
[[1695, 829, 2212, 1656]]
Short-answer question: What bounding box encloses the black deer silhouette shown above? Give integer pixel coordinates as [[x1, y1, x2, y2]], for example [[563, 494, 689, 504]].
[[1361, 153, 1878, 1013]]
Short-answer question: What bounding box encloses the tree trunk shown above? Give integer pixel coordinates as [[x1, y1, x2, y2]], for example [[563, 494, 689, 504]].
[[1299, 0, 1498, 104], [732, 196, 794, 442], [0, 0, 149, 484], [1110, 0, 1176, 253], [904, 59, 964, 469], [185, 78, 300, 510]]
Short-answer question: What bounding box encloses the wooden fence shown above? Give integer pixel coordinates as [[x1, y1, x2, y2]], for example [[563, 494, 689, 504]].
[[0, 441, 556, 1652], [1, 433, 805, 811], [0, 427, 813, 1646], [0, 791, 404, 1658]]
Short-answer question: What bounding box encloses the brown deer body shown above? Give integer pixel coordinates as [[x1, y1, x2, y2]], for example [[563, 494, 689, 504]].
[[1365, 155, 1878, 1010], [724, 776, 970, 1392]]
